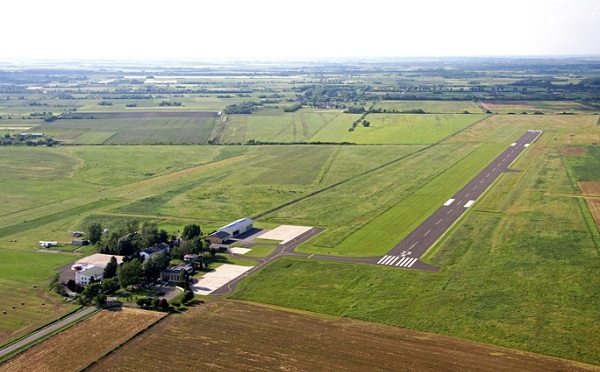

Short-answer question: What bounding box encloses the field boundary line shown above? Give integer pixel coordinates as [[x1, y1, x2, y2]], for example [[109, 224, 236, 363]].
[[313, 145, 342, 186]]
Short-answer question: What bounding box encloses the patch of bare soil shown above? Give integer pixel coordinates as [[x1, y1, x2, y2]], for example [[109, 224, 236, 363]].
[[580, 181, 600, 195], [584, 198, 600, 229], [87, 300, 599, 372], [561, 147, 586, 156]]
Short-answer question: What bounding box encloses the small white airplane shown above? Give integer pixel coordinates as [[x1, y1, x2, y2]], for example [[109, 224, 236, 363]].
[[39, 241, 58, 248]]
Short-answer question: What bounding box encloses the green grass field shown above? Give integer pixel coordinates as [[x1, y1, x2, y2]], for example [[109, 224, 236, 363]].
[[345, 114, 486, 144]]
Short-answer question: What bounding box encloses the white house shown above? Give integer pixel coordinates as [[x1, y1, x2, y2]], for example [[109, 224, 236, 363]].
[[139, 242, 170, 260], [74, 266, 104, 286]]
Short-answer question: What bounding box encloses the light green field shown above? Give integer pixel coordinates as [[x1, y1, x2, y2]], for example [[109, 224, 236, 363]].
[[445, 114, 600, 145], [345, 114, 487, 144], [374, 100, 484, 114]]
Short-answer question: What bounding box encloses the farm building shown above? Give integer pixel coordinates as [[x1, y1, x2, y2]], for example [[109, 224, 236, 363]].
[[140, 242, 170, 260], [206, 231, 231, 244], [160, 264, 193, 283]]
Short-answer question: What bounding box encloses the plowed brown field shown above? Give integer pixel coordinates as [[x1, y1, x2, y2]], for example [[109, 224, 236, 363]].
[[584, 198, 600, 229], [87, 300, 599, 372], [0, 308, 165, 372], [580, 181, 600, 195]]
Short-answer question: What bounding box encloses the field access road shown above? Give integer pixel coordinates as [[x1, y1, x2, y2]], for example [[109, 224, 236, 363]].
[[379, 130, 543, 269]]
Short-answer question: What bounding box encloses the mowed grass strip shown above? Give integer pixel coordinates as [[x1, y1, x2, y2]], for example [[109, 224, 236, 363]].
[[346, 114, 486, 144], [0, 308, 165, 372], [312, 142, 506, 256]]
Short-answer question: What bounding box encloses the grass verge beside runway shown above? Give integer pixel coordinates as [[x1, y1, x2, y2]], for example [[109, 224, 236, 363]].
[[298, 142, 507, 256]]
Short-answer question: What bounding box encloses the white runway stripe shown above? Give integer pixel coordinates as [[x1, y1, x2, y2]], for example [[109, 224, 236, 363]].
[[377, 255, 419, 268], [377, 255, 389, 264], [396, 257, 409, 266]]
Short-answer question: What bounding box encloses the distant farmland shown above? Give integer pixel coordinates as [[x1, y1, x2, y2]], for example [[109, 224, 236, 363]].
[[45, 111, 219, 144]]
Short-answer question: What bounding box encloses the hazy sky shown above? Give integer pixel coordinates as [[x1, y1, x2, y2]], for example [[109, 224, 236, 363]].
[[3, 0, 599, 61]]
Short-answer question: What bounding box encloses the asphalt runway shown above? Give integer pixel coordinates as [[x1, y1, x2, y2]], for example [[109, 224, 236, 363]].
[[379, 129, 542, 269]]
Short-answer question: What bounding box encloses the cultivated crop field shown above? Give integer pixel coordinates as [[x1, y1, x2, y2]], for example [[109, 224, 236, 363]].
[[219, 109, 355, 143], [86, 300, 598, 372], [0, 308, 166, 372], [43, 111, 218, 144]]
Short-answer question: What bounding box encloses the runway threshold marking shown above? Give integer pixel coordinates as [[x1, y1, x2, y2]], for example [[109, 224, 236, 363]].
[[464, 200, 475, 208], [444, 199, 455, 206]]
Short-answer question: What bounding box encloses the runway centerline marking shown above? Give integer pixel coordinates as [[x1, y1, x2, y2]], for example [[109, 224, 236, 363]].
[[424, 229, 431, 236], [436, 218, 443, 225]]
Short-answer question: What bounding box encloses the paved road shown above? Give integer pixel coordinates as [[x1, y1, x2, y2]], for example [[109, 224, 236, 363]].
[[0, 306, 99, 359], [377, 130, 542, 269]]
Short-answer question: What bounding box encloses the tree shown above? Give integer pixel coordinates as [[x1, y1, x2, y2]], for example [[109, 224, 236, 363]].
[[95, 293, 107, 305], [160, 298, 169, 312], [82, 283, 101, 303], [183, 289, 194, 303], [101, 278, 119, 294], [117, 259, 142, 289], [179, 269, 190, 287], [157, 229, 169, 243], [140, 222, 159, 247], [103, 256, 118, 279], [143, 252, 170, 280], [87, 222, 103, 245], [182, 224, 201, 240], [49, 273, 61, 294]]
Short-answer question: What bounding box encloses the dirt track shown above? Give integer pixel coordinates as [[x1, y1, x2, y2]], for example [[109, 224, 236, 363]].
[[87, 300, 599, 371]]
